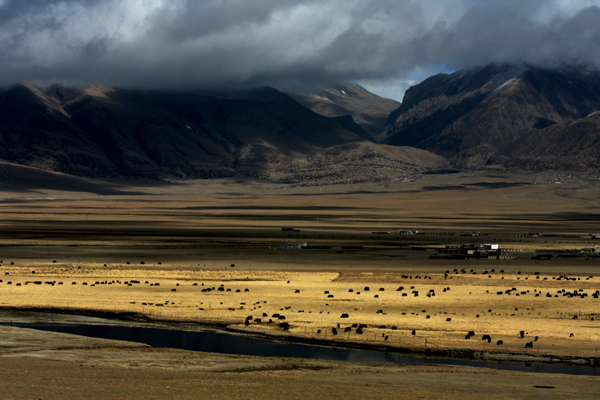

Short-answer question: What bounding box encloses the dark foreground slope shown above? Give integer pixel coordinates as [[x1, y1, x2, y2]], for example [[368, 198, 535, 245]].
[[0, 160, 141, 194], [0, 84, 446, 184], [383, 63, 600, 169]]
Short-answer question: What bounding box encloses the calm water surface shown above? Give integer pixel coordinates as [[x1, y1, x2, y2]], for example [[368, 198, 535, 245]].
[[8, 323, 599, 376]]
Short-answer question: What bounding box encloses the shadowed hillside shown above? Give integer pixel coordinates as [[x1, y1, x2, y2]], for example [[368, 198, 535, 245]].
[[0, 160, 143, 194], [0, 84, 447, 185], [383, 63, 600, 169], [499, 111, 600, 170]]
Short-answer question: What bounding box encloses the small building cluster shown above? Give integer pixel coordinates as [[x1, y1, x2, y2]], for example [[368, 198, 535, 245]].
[[398, 229, 418, 234], [458, 231, 481, 237], [431, 244, 515, 260], [526, 232, 542, 238], [535, 245, 600, 259], [278, 241, 307, 249]]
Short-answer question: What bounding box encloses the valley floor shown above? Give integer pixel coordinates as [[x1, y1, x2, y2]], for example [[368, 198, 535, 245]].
[[1, 171, 600, 398]]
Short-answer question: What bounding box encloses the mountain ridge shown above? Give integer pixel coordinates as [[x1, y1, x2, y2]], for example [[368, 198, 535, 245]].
[[279, 82, 400, 138], [0, 83, 447, 186], [383, 62, 600, 169]]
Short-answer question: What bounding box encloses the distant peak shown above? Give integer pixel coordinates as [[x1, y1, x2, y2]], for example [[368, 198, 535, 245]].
[[19, 82, 70, 117], [80, 84, 115, 99], [452, 62, 528, 83]]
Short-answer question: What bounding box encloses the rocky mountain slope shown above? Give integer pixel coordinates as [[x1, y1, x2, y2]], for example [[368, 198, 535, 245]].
[[280, 82, 400, 138], [258, 141, 449, 186], [383, 63, 600, 169], [499, 111, 600, 171], [0, 83, 447, 185]]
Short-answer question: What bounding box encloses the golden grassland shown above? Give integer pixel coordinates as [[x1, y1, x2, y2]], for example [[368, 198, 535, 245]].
[[1, 171, 600, 362], [1, 262, 599, 361]]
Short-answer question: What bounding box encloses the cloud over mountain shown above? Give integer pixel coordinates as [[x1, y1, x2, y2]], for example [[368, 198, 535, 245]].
[[1, 0, 600, 99]]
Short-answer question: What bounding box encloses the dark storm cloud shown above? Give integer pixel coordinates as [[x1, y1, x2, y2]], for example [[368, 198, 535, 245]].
[[1, 0, 599, 99], [415, 4, 600, 70], [151, 0, 306, 42]]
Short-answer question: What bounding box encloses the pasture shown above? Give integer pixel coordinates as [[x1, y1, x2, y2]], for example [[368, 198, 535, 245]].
[[1, 170, 600, 398]]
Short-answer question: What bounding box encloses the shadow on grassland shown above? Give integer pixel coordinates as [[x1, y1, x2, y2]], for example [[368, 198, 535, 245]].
[[0, 162, 154, 195]]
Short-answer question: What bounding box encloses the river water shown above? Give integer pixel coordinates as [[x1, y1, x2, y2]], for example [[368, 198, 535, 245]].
[[7, 322, 599, 376]]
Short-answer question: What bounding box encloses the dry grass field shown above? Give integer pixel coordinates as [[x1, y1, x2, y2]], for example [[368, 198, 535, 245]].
[[2, 171, 600, 398], [0, 264, 599, 361]]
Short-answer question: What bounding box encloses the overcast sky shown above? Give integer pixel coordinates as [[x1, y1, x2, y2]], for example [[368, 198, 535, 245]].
[[1, 0, 600, 100]]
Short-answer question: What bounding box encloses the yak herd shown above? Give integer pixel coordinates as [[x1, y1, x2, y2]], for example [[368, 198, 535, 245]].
[[1, 267, 597, 351], [244, 274, 596, 350], [277, 273, 597, 350]]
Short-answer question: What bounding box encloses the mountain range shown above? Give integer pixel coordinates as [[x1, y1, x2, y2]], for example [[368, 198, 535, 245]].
[[0, 83, 447, 185], [2, 62, 600, 188]]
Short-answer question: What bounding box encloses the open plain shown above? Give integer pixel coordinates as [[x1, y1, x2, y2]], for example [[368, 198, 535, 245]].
[[2, 170, 600, 398]]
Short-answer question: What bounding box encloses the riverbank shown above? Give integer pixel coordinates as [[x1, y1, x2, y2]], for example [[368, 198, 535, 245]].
[[225, 324, 600, 367], [2, 306, 599, 369], [1, 323, 599, 400]]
